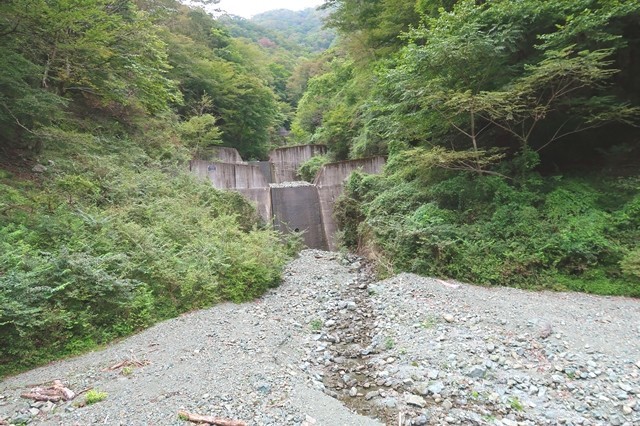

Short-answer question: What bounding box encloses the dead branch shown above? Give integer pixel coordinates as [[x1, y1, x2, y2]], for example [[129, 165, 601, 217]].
[[20, 393, 62, 402], [20, 380, 75, 402], [107, 353, 151, 371], [178, 410, 247, 426]]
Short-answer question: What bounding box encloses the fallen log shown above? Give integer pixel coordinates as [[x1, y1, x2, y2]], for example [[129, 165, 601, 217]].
[[20, 380, 75, 402], [20, 392, 62, 402], [177, 410, 247, 426]]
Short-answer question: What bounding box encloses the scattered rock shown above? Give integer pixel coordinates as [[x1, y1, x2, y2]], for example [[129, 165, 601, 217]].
[[405, 394, 426, 408], [365, 391, 379, 401], [467, 365, 486, 379], [1, 250, 639, 426], [427, 382, 445, 395]]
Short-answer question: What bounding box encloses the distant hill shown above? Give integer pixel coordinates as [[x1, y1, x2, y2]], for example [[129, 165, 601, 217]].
[[218, 14, 304, 55], [251, 8, 335, 53]]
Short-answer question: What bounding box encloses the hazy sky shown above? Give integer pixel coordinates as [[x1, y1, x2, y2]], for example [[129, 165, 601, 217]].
[[215, 0, 325, 18]]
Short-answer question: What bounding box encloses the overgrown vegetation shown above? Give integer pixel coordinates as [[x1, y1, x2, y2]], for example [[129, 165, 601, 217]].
[[304, 0, 640, 296], [0, 0, 300, 377], [84, 390, 108, 405]]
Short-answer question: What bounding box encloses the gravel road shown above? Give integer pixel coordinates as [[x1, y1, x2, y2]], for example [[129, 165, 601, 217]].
[[1, 250, 639, 426]]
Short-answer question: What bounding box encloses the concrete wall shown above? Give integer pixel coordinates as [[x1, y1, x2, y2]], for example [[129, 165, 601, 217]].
[[249, 161, 274, 184], [271, 184, 327, 250], [190, 148, 384, 252], [314, 156, 386, 250], [189, 160, 272, 221], [237, 187, 272, 222], [190, 160, 269, 189], [268, 145, 327, 183], [202, 147, 244, 164]]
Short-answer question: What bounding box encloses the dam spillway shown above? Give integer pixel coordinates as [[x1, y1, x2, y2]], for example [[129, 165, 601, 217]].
[[189, 146, 385, 251]]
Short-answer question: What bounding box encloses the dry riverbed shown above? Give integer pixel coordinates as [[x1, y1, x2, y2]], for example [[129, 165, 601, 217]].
[[1, 250, 639, 425]]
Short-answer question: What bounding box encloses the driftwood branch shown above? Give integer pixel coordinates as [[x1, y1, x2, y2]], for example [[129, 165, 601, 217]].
[[178, 410, 247, 426], [20, 392, 62, 402], [20, 380, 75, 402]]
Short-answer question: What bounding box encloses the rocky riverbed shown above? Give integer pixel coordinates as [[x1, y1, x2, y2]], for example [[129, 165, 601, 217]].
[[1, 250, 639, 425]]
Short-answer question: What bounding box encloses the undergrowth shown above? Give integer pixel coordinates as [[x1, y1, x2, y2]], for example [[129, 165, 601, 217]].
[[0, 118, 295, 377], [335, 149, 640, 297]]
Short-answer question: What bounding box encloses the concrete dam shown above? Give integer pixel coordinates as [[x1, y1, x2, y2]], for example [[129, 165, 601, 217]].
[[189, 146, 385, 251]]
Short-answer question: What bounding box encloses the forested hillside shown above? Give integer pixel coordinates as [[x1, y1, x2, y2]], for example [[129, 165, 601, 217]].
[[0, 0, 301, 376], [292, 0, 640, 295], [252, 8, 336, 53]]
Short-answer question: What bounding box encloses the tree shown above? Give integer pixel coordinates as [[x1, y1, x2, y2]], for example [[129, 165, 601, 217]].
[[1, 0, 180, 114], [376, 0, 640, 172]]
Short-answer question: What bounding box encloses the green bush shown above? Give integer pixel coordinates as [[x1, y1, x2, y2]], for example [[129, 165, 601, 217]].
[[0, 125, 293, 377], [335, 155, 639, 296], [297, 154, 330, 182]]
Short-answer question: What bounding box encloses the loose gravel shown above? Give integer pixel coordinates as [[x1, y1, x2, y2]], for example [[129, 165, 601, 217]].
[[1, 250, 639, 426]]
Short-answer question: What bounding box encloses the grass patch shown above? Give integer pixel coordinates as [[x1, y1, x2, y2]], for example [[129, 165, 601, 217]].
[[85, 390, 108, 405]]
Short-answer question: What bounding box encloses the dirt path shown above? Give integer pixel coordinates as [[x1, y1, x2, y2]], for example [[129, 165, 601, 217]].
[[1, 250, 639, 425]]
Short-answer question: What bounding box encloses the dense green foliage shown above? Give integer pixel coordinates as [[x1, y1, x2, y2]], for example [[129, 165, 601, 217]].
[[304, 0, 640, 295], [0, 122, 292, 376], [252, 8, 336, 53], [0, 0, 299, 376]]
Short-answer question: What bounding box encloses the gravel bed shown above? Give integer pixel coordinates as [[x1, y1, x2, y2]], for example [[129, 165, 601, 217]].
[[1, 250, 639, 426]]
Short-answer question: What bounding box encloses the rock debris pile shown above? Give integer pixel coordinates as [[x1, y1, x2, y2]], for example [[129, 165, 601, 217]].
[[1, 250, 639, 426]]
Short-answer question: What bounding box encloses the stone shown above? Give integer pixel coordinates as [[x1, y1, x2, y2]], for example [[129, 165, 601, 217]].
[[384, 398, 397, 408], [406, 394, 426, 408], [256, 382, 271, 394], [622, 405, 633, 415], [32, 164, 47, 173], [29, 408, 40, 416], [413, 414, 429, 426], [618, 382, 633, 393], [365, 390, 379, 400], [301, 415, 317, 426], [467, 365, 487, 379], [609, 416, 622, 426], [486, 343, 496, 353], [443, 314, 455, 323], [349, 387, 357, 397], [428, 370, 440, 380], [428, 381, 445, 395], [442, 399, 453, 410]]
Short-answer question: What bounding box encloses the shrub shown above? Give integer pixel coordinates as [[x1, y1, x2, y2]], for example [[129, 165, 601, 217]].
[[0, 124, 292, 377], [297, 154, 330, 182], [336, 151, 639, 295]]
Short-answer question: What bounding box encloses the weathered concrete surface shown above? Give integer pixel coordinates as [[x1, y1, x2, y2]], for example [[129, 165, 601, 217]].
[[269, 145, 327, 183], [237, 187, 272, 221], [200, 146, 245, 164], [271, 184, 327, 250], [189, 160, 271, 220], [314, 157, 386, 250], [189, 160, 269, 189], [190, 147, 383, 251], [249, 161, 274, 184]]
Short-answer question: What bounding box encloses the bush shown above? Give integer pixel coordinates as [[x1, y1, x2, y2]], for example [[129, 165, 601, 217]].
[[297, 154, 330, 182], [336, 153, 639, 295], [0, 124, 293, 377]]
